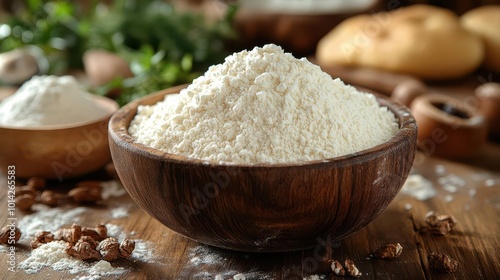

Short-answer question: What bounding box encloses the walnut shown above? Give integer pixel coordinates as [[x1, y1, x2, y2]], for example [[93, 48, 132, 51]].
[[75, 180, 103, 191], [425, 211, 458, 235], [54, 224, 82, 244], [68, 182, 102, 203], [15, 194, 35, 211], [66, 237, 101, 261], [344, 259, 362, 278], [79, 236, 99, 249], [40, 190, 64, 206], [373, 243, 403, 259], [97, 237, 120, 261], [16, 185, 37, 197], [0, 225, 21, 244], [27, 177, 46, 190], [31, 231, 54, 248], [428, 252, 458, 273], [119, 238, 135, 259], [330, 259, 346, 276], [82, 224, 107, 242]]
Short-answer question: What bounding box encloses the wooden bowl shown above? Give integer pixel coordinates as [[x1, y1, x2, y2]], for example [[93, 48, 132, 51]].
[[410, 94, 488, 158], [476, 82, 500, 140], [109, 85, 418, 252], [0, 95, 118, 180]]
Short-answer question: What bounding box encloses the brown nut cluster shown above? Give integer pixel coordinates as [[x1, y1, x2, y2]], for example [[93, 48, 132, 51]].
[[82, 224, 108, 242], [330, 260, 346, 276], [373, 243, 404, 259], [66, 236, 101, 261], [54, 224, 82, 244], [326, 258, 362, 278], [428, 252, 459, 273], [14, 178, 104, 212], [15, 194, 36, 211], [96, 237, 135, 262], [118, 238, 136, 259], [0, 225, 22, 245], [26, 177, 47, 190], [344, 259, 362, 278], [13, 177, 47, 211], [16, 185, 37, 196], [425, 211, 458, 235], [40, 190, 65, 206], [31, 231, 55, 249], [31, 223, 135, 262], [68, 181, 103, 203], [97, 237, 120, 261]]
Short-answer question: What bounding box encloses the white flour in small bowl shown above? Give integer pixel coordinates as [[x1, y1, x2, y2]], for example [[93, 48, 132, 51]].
[[129, 44, 398, 164], [0, 75, 108, 127]]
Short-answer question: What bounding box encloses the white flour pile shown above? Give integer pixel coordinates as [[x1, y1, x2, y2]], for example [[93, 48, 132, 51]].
[[17, 223, 154, 277], [0, 75, 108, 127], [129, 44, 398, 164], [18, 241, 125, 276], [18, 205, 87, 241], [13, 182, 155, 278]]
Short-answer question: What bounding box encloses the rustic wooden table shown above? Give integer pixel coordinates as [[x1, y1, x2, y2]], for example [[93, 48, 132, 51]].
[[1, 147, 499, 280], [1, 75, 499, 279]]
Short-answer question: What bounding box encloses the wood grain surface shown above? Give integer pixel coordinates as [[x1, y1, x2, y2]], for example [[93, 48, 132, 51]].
[[0, 149, 499, 279]]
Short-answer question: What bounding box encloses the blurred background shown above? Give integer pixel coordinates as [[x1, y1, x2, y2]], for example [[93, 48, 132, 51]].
[[1, 0, 499, 108]]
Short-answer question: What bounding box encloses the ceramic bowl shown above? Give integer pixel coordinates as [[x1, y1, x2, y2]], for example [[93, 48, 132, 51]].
[[109, 85, 417, 252], [0, 95, 118, 180]]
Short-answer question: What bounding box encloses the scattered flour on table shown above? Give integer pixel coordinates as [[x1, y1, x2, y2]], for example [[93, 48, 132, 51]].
[[400, 174, 437, 200], [189, 246, 272, 279], [105, 223, 127, 240], [111, 206, 129, 219], [18, 241, 124, 277], [101, 180, 128, 199], [434, 164, 447, 175], [437, 174, 466, 194], [15, 207, 154, 277], [89, 260, 126, 276], [303, 275, 327, 280], [18, 205, 86, 240], [129, 44, 398, 164], [485, 179, 496, 187], [444, 194, 454, 202], [189, 245, 226, 266], [210, 271, 270, 280], [468, 188, 477, 197], [233, 273, 246, 280], [0, 75, 108, 127]]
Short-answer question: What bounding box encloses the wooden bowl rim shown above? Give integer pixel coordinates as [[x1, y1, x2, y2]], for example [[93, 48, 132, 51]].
[[109, 84, 417, 168], [0, 94, 118, 131], [411, 93, 486, 128]]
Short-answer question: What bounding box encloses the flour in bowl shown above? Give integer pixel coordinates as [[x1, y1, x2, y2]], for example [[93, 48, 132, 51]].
[[129, 44, 398, 164], [0, 75, 108, 127]]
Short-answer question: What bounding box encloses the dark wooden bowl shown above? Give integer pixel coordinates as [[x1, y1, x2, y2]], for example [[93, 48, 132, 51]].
[[109, 85, 418, 252]]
